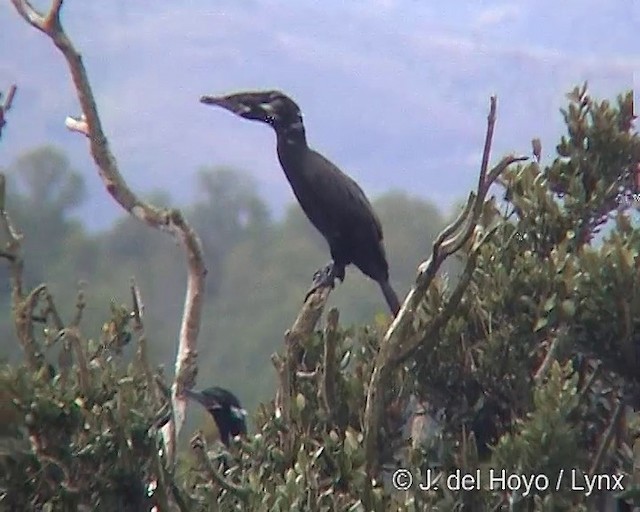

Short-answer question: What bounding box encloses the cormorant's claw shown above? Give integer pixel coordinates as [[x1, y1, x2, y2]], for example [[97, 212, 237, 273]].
[[304, 263, 336, 302]]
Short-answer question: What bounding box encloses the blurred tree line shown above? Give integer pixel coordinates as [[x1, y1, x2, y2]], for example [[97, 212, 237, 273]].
[[0, 147, 451, 424]]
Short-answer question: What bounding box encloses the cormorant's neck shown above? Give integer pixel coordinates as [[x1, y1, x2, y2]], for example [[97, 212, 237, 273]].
[[274, 118, 308, 148]]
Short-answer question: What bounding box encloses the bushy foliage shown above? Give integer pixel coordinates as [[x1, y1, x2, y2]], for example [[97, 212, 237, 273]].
[[0, 301, 176, 511], [1, 86, 639, 511]]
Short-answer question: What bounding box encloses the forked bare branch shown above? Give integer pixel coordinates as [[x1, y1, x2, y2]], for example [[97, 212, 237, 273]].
[[361, 96, 528, 502], [10, 0, 207, 464]]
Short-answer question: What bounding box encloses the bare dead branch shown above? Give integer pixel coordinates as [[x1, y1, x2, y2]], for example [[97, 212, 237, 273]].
[[0, 84, 18, 139], [532, 138, 542, 163], [10, 0, 207, 464], [589, 398, 625, 476], [130, 278, 144, 326], [321, 308, 339, 420], [15, 285, 48, 372], [577, 362, 601, 405], [71, 283, 86, 328], [131, 279, 161, 407], [361, 96, 528, 498], [533, 328, 566, 385], [63, 326, 91, 394], [290, 285, 332, 345], [271, 352, 291, 426], [43, 289, 65, 331], [478, 96, 497, 193], [190, 432, 250, 500], [0, 174, 25, 304], [274, 286, 331, 446], [28, 432, 79, 494], [1, 85, 18, 110]]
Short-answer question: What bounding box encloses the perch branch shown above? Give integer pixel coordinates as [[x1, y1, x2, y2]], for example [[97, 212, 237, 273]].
[[275, 286, 331, 419], [362, 96, 528, 500], [272, 285, 330, 457], [10, 0, 207, 464]]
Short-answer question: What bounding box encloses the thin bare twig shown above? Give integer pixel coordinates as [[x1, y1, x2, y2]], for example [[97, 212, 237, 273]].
[[63, 326, 91, 394], [131, 279, 161, 407], [272, 352, 291, 427], [589, 398, 625, 476], [532, 138, 542, 163], [43, 289, 65, 331], [71, 283, 86, 328], [190, 433, 250, 500], [0, 84, 18, 139], [577, 362, 601, 405], [10, 0, 207, 463], [533, 328, 566, 385]]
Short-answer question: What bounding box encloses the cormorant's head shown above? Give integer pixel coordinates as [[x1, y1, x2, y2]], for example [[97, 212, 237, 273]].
[[183, 386, 247, 446], [200, 90, 303, 133]]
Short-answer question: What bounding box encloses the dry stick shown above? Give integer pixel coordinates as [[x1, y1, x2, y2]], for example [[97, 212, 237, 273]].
[[0, 175, 24, 297], [131, 279, 163, 409], [63, 326, 91, 395], [322, 308, 339, 420], [276, 286, 332, 415], [272, 285, 331, 456], [70, 285, 86, 328], [361, 96, 528, 504], [190, 433, 250, 500], [43, 289, 65, 331], [533, 328, 565, 385], [271, 352, 292, 426], [0, 84, 18, 138], [589, 398, 625, 477], [0, 174, 44, 371], [577, 362, 601, 405], [10, 0, 207, 464], [18, 285, 49, 372]]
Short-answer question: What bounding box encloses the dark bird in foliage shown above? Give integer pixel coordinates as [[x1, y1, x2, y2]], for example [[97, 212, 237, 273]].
[[184, 387, 247, 446], [200, 90, 401, 315]]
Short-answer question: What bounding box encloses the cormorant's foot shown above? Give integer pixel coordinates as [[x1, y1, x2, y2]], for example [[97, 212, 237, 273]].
[[312, 263, 337, 288], [304, 263, 336, 302]]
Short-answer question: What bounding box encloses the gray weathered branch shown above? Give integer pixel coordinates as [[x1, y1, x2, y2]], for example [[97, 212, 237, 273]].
[[10, 0, 207, 464], [0, 84, 18, 139]]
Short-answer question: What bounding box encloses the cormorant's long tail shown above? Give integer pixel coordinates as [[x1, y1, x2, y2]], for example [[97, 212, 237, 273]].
[[379, 280, 401, 316]]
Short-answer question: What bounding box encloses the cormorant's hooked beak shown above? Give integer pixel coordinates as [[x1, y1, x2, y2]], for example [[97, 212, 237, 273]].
[[200, 92, 276, 123]]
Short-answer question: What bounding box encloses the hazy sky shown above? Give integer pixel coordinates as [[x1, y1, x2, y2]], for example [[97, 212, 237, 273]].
[[1, 1, 637, 229]]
